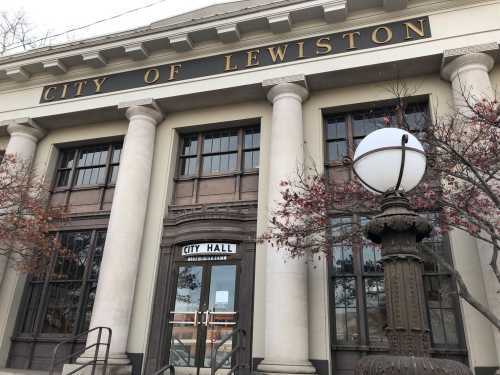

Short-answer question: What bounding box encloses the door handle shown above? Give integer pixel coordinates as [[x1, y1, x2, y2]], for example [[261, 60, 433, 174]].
[[203, 311, 210, 326], [168, 311, 200, 326]]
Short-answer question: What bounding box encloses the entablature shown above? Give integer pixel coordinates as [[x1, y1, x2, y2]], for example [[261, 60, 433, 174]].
[[0, 0, 487, 84]]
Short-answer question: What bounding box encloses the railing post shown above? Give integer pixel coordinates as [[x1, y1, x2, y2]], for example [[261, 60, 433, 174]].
[[91, 327, 103, 375], [103, 327, 112, 375]]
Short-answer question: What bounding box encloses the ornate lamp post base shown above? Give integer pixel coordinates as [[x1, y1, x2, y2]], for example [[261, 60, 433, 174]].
[[355, 355, 472, 375], [354, 192, 472, 375]]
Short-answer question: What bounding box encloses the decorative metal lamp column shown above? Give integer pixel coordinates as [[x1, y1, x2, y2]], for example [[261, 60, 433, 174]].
[[352, 128, 472, 375]]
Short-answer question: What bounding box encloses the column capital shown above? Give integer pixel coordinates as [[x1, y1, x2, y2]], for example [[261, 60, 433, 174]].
[[118, 98, 164, 125], [441, 49, 496, 82], [263, 75, 309, 103], [6, 118, 45, 142]]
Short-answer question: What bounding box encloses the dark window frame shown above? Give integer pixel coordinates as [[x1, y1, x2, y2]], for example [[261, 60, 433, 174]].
[[325, 102, 467, 358], [177, 125, 260, 179], [324, 102, 428, 167], [15, 229, 106, 338], [53, 143, 122, 192], [329, 214, 467, 352]]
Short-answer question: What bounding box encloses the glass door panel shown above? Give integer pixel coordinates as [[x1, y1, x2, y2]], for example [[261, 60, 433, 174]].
[[170, 266, 203, 367], [203, 265, 237, 368]]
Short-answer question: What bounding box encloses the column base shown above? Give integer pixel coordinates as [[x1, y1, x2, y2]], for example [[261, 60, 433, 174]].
[[257, 360, 316, 375]]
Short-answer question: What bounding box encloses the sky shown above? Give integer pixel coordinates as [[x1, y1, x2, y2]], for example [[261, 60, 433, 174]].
[[2, 0, 233, 52]]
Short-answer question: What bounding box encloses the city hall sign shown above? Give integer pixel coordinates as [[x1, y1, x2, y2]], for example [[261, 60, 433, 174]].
[[40, 17, 431, 103]]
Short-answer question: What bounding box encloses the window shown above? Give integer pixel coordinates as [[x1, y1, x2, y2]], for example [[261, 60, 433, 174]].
[[330, 215, 463, 349], [55, 143, 122, 189], [325, 103, 428, 163], [332, 217, 386, 346], [326, 102, 465, 360], [243, 128, 260, 170], [202, 130, 238, 175], [178, 126, 260, 177], [20, 230, 106, 335]]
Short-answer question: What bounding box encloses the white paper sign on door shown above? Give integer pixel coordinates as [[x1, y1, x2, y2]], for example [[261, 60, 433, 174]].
[[215, 290, 229, 304]]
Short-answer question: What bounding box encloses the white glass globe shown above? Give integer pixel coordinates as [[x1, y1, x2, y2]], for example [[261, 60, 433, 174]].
[[352, 128, 426, 194]]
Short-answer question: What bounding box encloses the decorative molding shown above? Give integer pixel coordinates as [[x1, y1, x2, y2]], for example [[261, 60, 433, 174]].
[[82, 51, 107, 68], [43, 59, 67, 75], [322, 1, 347, 23], [6, 117, 46, 140], [268, 14, 292, 33], [356, 355, 472, 374], [118, 98, 164, 123], [383, 0, 408, 11], [262, 74, 308, 89], [441, 52, 495, 82], [124, 43, 150, 60], [217, 24, 241, 43], [5, 66, 30, 82], [163, 201, 258, 246], [263, 74, 309, 102], [442, 42, 499, 66], [169, 34, 193, 52]]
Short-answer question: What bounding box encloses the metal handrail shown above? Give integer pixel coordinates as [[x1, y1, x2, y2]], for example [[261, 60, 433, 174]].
[[151, 364, 175, 375], [49, 326, 112, 375], [211, 327, 247, 375], [170, 336, 190, 366]]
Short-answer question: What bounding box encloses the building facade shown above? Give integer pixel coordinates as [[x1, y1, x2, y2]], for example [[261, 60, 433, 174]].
[[0, 1, 499, 374]]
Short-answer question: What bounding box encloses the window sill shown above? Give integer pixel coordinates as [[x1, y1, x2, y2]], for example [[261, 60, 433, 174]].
[[175, 170, 259, 181], [12, 333, 87, 341], [52, 184, 116, 193]]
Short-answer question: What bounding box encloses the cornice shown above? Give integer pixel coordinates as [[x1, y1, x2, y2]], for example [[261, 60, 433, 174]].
[[0, 0, 496, 88]]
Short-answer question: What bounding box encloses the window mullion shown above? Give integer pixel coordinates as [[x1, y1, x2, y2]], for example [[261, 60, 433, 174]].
[[73, 230, 97, 335], [352, 216, 369, 347], [346, 114, 354, 159], [104, 144, 114, 187], [32, 233, 61, 337]]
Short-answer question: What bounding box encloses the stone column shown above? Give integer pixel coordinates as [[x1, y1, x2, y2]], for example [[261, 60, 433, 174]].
[[441, 47, 495, 112], [441, 45, 500, 371], [84, 99, 163, 365], [0, 118, 44, 365], [0, 118, 45, 286], [257, 77, 316, 375]]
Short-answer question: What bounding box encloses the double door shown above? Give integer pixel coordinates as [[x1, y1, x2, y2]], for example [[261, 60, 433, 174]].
[[168, 262, 240, 375]]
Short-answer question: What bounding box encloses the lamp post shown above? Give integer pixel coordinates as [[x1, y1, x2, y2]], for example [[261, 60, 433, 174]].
[[352, 128, 471, 375]]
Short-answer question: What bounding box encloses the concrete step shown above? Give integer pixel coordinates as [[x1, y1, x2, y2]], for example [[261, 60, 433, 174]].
[[0, 368, 58, 375]]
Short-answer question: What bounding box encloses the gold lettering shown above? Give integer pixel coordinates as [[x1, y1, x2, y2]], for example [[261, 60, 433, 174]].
[[267, 44, 289, 63], [246, 49, 260, 67], [342, 31, 361, 50], [60, 84, 69, 99], [296, 41, 305, 59], [93, 77, 108, 93], [169, 64, 182, 81], [43, 86, 57, 101], [144, 68, 160, 84], [403, 20, 425, 40], [74, 81, 88, 96], [316, 37, 333, 55], [224, 55, 238, 71], [371, 26, 393, 44]]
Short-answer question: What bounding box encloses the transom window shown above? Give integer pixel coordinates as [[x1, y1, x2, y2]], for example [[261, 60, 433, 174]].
[[55, 143, 122, 189], [20, 230, 106, 335], [178, 126, 260, 177], [325, 103, 427, 163]]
